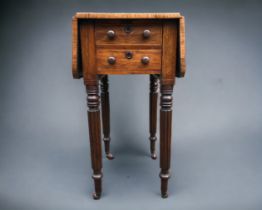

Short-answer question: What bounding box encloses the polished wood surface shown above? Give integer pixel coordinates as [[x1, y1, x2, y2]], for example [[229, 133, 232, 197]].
[[72, 16, 81, 79], [149, 75, 159, 160], [177, 16, 186, 77], [100, 75, 114, 160], [75, 12, 182, 19], [159, 84, 173, 198], [72, 13, 186, 79], [96, 49, 161, 74], [85, 83, 103, 200], [72, 12, 186, 200], [95, 20, 162, 46]]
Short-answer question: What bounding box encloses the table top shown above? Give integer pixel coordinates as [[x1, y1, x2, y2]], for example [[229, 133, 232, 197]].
[[74, 12, 182, 19]]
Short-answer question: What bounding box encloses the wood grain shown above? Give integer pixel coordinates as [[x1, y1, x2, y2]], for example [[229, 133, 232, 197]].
[[159, 84, 174, 198], [72, 16, 82, 78], [100, 75, 114, 160], [86, 84, 103, 200], [72, 13, 186, 79], [161, 20, 178, 85], [96, 49, 161, 74], [149, 75, 159, 160], [75, 12, 182, 19], [72, 12, 186, 199], [95, 21, 162, 46], [176, 16, 186, 77], [80, 20, 97, 85]]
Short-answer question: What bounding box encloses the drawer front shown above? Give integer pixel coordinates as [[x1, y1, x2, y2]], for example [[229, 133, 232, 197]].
[[95, 21, 162, 46], [96, 49, 161, 74]]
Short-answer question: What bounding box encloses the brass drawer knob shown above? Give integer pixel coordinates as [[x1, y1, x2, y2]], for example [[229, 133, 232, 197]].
[[143, 29, 151, 38], [141, 56, 150, 64], [108, 56, 116, 65], [107, 30, 115, 39]]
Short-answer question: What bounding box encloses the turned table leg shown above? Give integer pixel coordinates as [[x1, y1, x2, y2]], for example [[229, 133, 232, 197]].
[[149, 75, 159, 160], [159, 84, 174, 198], [100, 75, 114, 160], [86, 84, 103, 200]]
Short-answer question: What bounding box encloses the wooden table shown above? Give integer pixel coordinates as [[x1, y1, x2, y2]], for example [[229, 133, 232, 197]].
[[72, 12, 186, 199]]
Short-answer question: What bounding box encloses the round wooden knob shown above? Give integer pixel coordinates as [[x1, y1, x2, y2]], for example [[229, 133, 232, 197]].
[[108, 56, 116, 65], [107, 30, 115, 39], [141, 56, 150, 64], [143, 29, 151, 38]]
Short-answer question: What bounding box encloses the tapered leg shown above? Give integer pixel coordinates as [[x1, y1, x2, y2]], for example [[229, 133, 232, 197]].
[[149, 75, 159, 159], [159, 84, 174, 198], [86, 84, 103, 200], [100, 75, 114, 160]]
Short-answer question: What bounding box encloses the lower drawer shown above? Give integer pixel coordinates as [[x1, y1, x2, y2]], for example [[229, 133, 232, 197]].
[[96, 49, 161, 74]]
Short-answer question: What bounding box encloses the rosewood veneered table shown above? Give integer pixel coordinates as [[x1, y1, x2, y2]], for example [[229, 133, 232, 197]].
[[72, 12, 186, 199]]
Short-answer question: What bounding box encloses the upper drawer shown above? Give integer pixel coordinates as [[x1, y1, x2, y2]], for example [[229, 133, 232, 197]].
[[95, 20, 162, 46]]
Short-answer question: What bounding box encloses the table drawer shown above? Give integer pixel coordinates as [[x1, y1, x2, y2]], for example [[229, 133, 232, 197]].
[[96, 49, 161, 74], [95, 20, 162, 46]]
